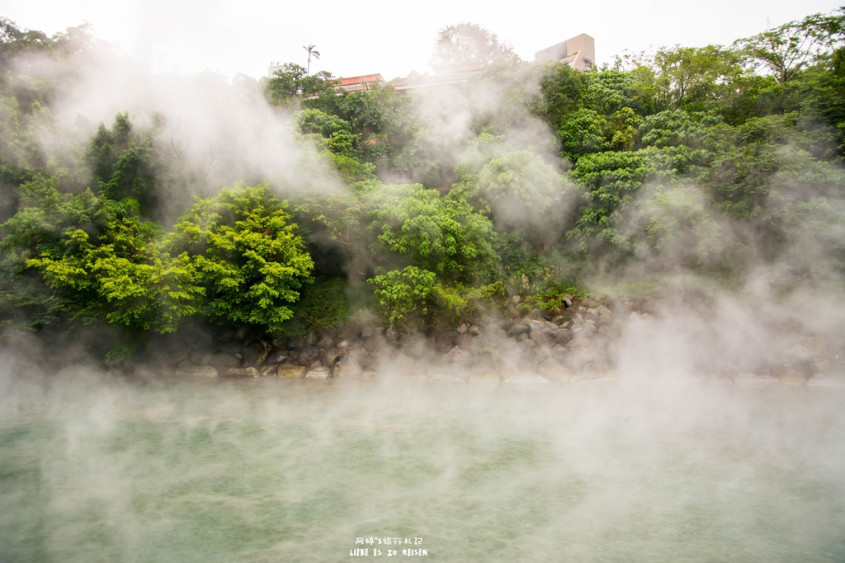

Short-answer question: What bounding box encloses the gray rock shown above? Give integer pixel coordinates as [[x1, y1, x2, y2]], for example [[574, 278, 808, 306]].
[[507, 323, 529, 337], [537, 359, 575, 382], [305, 366, 331, 379], [207, 353, 242, 369], [224, 367, 259, 378], [266, 350, 289, 364], [528, 328, 549, 345], [277, 363, 306, 378], [444, 345, 473, 365]]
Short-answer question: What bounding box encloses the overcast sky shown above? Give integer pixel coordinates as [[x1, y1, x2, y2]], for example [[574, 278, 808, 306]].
[[2, 0, 842, 81]]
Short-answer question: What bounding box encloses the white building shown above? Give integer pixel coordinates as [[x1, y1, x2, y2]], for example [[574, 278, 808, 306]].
[[534, 34, 595, 71]]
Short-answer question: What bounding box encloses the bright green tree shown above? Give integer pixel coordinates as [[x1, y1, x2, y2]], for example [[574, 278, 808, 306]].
[[164, 185, 314, 336]]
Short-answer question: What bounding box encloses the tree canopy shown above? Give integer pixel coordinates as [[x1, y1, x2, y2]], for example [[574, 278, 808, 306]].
[[1, 11, 844, 352]]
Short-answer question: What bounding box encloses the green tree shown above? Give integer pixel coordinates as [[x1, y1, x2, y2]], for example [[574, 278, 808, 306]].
[[86, 113, 162, 218], [652, 44, 745, 111], [1, 175, 199, 336], [454, 147, 580, 251], [734, 9, 845, 84], [364, 183, 498, 284], [533, 62, 587, 129], [265, 63, 335, 106], [164, 185, 314, 336], [558, 108, 610, 160]]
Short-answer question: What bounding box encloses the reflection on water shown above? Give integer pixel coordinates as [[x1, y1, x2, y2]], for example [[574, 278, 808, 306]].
[[1, 373, 844, 562]]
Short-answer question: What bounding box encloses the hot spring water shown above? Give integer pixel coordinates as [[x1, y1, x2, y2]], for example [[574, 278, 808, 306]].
[[1, 372, 843, 562]]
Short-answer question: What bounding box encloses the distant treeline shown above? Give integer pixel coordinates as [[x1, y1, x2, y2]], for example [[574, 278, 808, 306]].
[[0, 13, 843, 357]]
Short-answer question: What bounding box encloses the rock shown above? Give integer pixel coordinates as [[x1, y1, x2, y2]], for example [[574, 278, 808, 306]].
[[206, 353, 242, 369], [457, 323, 469, 334], [469, 325, 482, 336], [507, 323, 529, 337], [175, 365, 218, 378], [569, 335, 593, 349], [324, 348, 344, 366], [260, 365, 278, 377], [537, 359, 575, 382], [277, 363, 306, 378], [444, 345, 473, 366], [305, 366, 331, 379], [456, 332, 474, 348], [359, 324, 377, 340], [598, 324, 619, 338], [333, 356, 363, 379], [562, 296, 572, 308], [224, 367, 259, 378], [384, 327, 401, 345], [266, 350, 289, 364], [466, 367, 501, 384], [528, 328, 549, 346], [298, 349, 321, 365]]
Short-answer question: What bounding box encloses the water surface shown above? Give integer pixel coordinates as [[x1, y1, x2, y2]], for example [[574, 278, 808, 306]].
[[1, 371, 843, 562]]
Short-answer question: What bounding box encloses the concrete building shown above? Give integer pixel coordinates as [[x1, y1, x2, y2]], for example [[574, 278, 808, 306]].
[[268, 61, 286, 76], [534, 33, 595, 71]]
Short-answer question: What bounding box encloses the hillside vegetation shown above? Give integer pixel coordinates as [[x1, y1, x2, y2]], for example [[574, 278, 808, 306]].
[[1, 13, 843, 359]]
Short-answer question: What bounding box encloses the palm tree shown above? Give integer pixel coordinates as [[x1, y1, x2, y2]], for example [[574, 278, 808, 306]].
[[303, 44, 320, 74]]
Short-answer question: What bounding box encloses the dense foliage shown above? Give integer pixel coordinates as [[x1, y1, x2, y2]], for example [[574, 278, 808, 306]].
[[1, 11, 843, 353]]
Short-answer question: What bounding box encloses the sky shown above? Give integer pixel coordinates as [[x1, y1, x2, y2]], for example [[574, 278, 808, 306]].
[[1, 0, 842, 81]]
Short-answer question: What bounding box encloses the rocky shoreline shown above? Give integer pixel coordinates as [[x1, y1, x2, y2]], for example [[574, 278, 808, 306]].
[[124, 295, 844, 389]]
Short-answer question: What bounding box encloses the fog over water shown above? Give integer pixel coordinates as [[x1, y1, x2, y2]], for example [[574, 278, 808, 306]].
[[1, 360, 844, 561]]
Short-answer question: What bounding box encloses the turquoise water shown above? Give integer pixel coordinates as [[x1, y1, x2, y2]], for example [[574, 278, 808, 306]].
[[1, 372, 844, 562]]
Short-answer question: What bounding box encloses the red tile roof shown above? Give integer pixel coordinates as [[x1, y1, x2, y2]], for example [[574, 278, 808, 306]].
[[335, 74, 385, 87]]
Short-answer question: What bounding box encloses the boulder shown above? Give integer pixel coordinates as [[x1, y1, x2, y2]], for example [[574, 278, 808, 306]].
[[224, 367, 259, 378], [174, 365, 218, 378], [206, 353, 242, 369], [506, 323, 529, 337], [266, 350, 289, 364], [305, 366, 332, 379], [596, 305, 613, 320], [277, 363, 306, 378], [537, 359, 575, 382]]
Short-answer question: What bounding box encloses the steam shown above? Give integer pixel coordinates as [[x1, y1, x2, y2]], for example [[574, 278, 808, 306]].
[[10, 41, 344, 213], [1, 23, 845, 560]]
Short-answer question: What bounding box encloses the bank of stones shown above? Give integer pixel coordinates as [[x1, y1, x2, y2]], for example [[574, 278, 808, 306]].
[[150, 296, 841, 388]]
